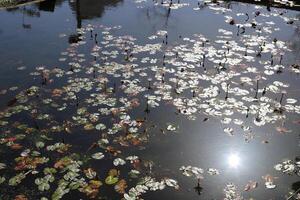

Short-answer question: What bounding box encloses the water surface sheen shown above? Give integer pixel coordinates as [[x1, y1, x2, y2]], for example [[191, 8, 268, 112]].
[[0, 0, 300, 199]]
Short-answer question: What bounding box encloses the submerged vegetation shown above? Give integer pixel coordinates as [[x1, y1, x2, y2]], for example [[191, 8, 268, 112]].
[[0, 0, 300, 199]]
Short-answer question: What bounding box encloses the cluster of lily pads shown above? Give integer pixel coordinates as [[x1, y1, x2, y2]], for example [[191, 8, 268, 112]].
[[0, 0, 300, 199], [274, 159, 300, 176]]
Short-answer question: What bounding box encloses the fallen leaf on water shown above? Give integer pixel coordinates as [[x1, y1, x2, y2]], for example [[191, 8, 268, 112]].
[[262, 174, 277, 189], [15, 194, 28, 200], [114, 179, 127, 193], [84, 168, 97, 179], [81, 180, 102, 198], [244, 181, 258, 191], [276, 127, 292, 134], [10, 143, 23, 150], [52, 89, 64, 97]]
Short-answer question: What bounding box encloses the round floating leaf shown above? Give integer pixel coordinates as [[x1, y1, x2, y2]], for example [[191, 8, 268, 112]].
[[92, 152, 104, 160], [105, 175, 119, 185]]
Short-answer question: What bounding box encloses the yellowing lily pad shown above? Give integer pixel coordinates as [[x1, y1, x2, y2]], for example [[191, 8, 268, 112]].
[[105, 175, 119, 185]]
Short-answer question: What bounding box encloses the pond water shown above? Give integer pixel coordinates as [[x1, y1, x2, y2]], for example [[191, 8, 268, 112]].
[[0, 0, 300, 199]]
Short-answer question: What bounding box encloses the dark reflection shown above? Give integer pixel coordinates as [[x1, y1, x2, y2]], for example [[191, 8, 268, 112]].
[[7, 6, 41, 17], [69, 0, 122, 20], [289, 14, 300, 60], [68, 0, 122, 44], [5, 0, 63, 14], [5, 0, 122, 18], [3, 0, 64, 30], [290, 182, 300, 199], [22, 7, 36, 29], [141, 4, 177, 29], [292, 181, 300, 191], [198, 0, 300, 11], [4, 0, 123, 42], [225, 0, 300, 11], [194, 179, 203, 196], [291, 14, 300, 56], [75, 0, 82, 28], [68, 0, 82, 44], [39, 0, 57, 12]]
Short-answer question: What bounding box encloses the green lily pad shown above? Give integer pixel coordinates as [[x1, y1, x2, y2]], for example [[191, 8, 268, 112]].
[[36, 141, 45, 149], [105, 175, 118, 185], [0, 176, 6, 184]]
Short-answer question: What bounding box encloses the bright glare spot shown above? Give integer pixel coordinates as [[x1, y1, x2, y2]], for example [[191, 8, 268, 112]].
[[228, 153, 240, 168]]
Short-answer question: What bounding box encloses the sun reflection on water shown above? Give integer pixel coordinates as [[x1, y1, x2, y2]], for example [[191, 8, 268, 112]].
[[228, 153, 240, 168]]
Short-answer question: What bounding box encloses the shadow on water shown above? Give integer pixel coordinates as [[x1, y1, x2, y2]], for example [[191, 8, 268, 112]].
[[38, 0, 59, 12], [68, 0, 123, 43], [227, 0, 300, 11], [69, 0, 122, 20], [4, 0, 122, 22]]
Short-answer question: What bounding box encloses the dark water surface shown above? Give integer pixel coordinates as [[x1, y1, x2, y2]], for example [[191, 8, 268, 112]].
[[0, 0, 300, 199]]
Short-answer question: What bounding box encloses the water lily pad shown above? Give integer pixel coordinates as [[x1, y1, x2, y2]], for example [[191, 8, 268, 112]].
[[92, 152, 104, 160], [105, 175, 119, 185]]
